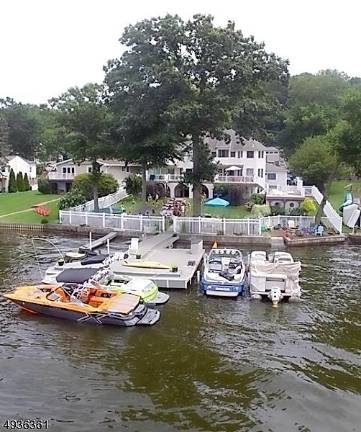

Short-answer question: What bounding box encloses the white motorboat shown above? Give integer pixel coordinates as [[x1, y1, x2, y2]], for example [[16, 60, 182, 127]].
[[200, 248, 246, 297], [249, 251, 301, 306]]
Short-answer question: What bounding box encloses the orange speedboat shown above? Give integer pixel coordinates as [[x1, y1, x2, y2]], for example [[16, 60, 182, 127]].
[[3, 284, 160, 326]]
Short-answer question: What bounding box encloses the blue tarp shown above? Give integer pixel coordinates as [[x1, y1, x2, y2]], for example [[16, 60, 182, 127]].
[[205, 197, 230, 207]]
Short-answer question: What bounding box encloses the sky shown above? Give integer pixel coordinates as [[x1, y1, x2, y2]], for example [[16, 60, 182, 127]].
[[0, 0, 360, 105]]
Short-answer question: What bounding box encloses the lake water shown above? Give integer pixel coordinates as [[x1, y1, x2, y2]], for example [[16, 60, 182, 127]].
[[0, 232, 360, 432]]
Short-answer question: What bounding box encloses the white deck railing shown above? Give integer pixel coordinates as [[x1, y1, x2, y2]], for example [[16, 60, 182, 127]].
[[59, 211, 165, 233]]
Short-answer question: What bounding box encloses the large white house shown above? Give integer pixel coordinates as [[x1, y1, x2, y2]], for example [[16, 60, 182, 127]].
[[0, 155, 37, 192]]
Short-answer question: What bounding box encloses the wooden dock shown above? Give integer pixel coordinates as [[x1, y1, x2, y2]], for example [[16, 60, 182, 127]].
[[79, 232, 118, 252], [111, 232, 204, 289]]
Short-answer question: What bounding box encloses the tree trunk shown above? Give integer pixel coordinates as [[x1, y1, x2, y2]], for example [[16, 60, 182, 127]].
[[141, 164, 147, 204], [92, 159, 101, 212], [192, 137, 202, 217], [315, 196, 326, 225]]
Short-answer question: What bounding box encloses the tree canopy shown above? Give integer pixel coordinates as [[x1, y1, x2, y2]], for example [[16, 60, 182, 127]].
[[105, 14, 288, 214]]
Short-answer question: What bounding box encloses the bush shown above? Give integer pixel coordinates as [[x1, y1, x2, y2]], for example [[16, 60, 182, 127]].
[[8, 169, 17, 193], [251, 204, 271, 217], [59, 190, 87, 210], [38, 177, 52, 194], [16, 172, 25, 191], [270, 204, 285, 216], [301, 197, 317, 215], [289, 207, 303, 216], [125, 175, 142, 196], [214, 184, 226, 197], [73, 173, 118, 200], [41, 218, 49, 224], [23, 173, 31, 191], [250, 193, 266, 205]]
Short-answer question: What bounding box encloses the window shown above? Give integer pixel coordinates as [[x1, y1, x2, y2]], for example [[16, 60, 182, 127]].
[[257, 168, 264, 178], [247, 151, 254, 158], [71, 167, 75, 174], [246, 168, 254, 177], [237, 151, 241, 158], [258, 151, 264, 158], [62, 167, 66, 174], [289, 202, 295, 208], [88, 167, 92, 173], [230, 151, 236, 157], [211, 151, 216, 157], [267, 173, 277, 180], [240, 151, 243, 158], [218, 149, 229, 158]]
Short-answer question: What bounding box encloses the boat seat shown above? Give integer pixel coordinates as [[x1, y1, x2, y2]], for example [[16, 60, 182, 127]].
[[88, 295, 108, 308]]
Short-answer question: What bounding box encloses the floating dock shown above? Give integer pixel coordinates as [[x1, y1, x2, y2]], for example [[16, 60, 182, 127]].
[[111, 232, 205, 289]]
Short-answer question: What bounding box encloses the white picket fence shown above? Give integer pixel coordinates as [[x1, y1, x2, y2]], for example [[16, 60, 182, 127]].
[[260, 215, 315, 230], [70, 187, 127, 212], [59, 211, 165, 233], [304, 185, 343, 233]]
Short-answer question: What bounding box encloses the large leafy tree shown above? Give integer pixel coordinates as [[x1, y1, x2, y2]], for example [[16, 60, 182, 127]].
[[333, 90, 361, 175], [105, 14, 288, 215], [50, 84, 115, 211]]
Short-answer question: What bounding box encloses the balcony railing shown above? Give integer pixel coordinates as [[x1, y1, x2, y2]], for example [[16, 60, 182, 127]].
[[48, 172, 75, 181], [147, 174, 183, 182], [266, 185, 304, 197], [215, 175, 255, 183]]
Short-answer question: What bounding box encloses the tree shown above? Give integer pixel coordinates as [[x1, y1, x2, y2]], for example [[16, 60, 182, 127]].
[[333, 90, 361, 175], [0, 115, 10, 164], [49, 84, 115, 211], [73, 173, 118, 200], [8, 168, 17, 193], [289, 135, 338, 223], [125, 175, 142, 196], [23, 173, 31, 191], [105, 14, 288, 215], [16, 172, 24, 191]]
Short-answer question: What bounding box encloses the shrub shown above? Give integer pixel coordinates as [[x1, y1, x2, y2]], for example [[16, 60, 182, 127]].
[[38, 177, 52, 194], [40, 218, 49, 224], [251, 193, 266, 205], [16, 172, 25, 191], [23, 173, 31, 191], [214, 184, 226, 197], [59, 190, 87, 210], [270, 204, 285, 216], [125, 175, 142, 196], [251, 204, 271, 217], [289, 207, 303, 216], [73, 173, 118, 200], [301, 197, 317, 215], [8, 169, 17, 193]]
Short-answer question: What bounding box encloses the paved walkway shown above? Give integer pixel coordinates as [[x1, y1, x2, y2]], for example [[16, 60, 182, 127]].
[[0, 198, 61, 219]]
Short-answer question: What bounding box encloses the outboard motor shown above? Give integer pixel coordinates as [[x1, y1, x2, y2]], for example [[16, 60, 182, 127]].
[[269, 286, 282, 307]]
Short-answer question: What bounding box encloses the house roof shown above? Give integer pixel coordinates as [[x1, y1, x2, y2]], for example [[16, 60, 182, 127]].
[[205, 129, 267, 151], [265, 146, 279, 152], [6, 155, 36, 165], [266, 162, 288, 173]]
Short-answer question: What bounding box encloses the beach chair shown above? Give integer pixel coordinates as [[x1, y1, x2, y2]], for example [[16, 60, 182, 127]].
[[316, 225, 324, 236]]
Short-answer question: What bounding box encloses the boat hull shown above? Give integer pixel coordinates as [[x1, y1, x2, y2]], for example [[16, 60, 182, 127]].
[[200, 278, 246, 297], [9, 298, 159, 327]]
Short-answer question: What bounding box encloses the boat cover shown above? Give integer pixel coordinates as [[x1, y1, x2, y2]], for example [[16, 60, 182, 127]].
[[56, 268, 99, 284], [80, 254, 108, 265]]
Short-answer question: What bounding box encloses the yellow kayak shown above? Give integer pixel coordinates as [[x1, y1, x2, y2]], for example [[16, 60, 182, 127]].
[[123, 261, 171, 270]]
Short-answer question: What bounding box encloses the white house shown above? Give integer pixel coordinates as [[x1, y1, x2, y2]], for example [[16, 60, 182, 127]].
[[47, 159, 139, 193], [0, 155, 37, 192]]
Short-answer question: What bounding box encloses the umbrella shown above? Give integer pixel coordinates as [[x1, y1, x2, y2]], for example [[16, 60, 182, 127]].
[[225, 165, 242, 171], [205, 197, 230, 207]]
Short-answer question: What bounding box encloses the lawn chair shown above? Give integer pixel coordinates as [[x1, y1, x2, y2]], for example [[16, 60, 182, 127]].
[[316, 225, 324, 236], [128, 237, 139, 257], [287, 220, 295, 229]]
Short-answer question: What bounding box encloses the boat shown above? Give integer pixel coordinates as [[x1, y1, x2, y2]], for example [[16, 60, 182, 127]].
[[3, 284, 160, 326], [42, 251, 123, 285], [200, 248, 246, 297], [248, 251, 301, 306], [53, 267, 169, 306]]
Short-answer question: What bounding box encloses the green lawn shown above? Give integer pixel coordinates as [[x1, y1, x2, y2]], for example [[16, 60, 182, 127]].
[[115, 195, 251, 219], [0, 191, 60, 223]]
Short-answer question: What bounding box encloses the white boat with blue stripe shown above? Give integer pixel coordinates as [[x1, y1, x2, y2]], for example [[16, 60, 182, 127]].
[[200, 248, 246, 297]]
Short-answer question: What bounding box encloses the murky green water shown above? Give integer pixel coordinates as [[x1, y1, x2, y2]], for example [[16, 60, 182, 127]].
[[0, 233, 360, 432]]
